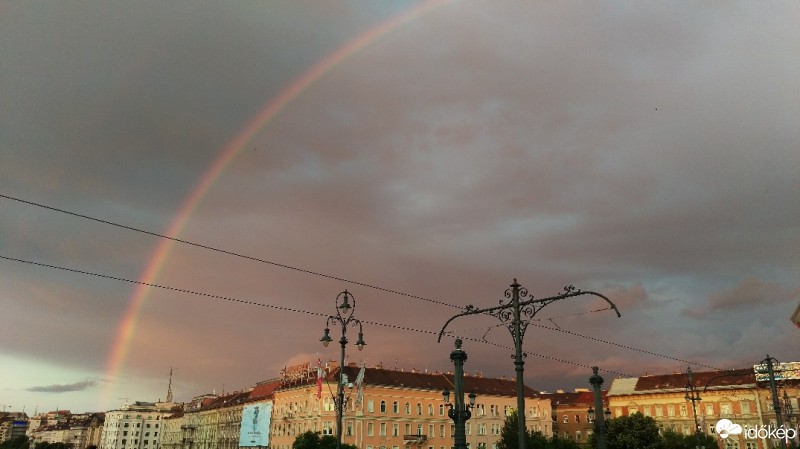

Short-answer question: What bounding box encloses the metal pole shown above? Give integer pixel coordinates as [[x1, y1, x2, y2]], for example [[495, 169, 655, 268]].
[[764, 356, 787, 449], [685, 367, 702, 449], [436, 280, 620, 449], [336, 334, 347, 449], [451, 339, 469, 449], [510, 281, 527, 449], [589, 367, 606, 449]]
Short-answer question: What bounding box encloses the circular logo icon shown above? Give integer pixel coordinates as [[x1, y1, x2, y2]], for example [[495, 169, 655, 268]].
[[715, 419, 742, 439]]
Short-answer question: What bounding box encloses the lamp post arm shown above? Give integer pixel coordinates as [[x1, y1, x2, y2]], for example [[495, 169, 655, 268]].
[[437, 289, 621, 342]]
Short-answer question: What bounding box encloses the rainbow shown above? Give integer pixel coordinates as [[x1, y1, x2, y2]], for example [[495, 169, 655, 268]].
[[101, 0, 452, 406]]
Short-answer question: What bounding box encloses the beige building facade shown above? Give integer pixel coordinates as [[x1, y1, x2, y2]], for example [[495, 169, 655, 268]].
[[268, 363, 551, 449], [607, 367, 800, 449]]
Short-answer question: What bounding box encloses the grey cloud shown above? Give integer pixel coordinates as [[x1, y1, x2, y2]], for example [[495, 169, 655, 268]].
[[27, 380, 99, 393], [683, 279, 798, 319]]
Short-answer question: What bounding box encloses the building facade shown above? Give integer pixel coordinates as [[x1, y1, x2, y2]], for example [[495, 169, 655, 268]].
[[607, 367, 800, 449], [542, 389, 607, 446], [0, 413, 29, 443], [101, 402, 177, 449], [268, 363, 551, 449]]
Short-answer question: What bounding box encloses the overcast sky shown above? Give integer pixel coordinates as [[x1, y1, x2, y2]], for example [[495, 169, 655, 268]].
[[1, 0, 798, 414]]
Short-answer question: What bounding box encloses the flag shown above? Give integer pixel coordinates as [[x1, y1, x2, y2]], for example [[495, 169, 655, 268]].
[[316, 358, 323, 399], [354, 362, 366, 406]]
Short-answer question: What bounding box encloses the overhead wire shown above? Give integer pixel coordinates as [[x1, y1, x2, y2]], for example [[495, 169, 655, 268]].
[[0, 193, 721, 375], [0, 193, 458, 309], [1, 254, 634, 377]]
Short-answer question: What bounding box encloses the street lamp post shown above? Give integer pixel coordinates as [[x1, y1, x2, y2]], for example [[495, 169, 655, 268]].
[[438, 280, 620, 449], [588, 367, 611, 449], [320, 290, 366, 449], [684, 367, 704, 449], [442, 339, 477, 449]]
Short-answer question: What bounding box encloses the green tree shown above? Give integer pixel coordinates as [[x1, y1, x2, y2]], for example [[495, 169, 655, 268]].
[[291, 431, 357, 449], [587, 413, 661, 449], [658, 429, 717, 449], [496, 410, 581, 449]]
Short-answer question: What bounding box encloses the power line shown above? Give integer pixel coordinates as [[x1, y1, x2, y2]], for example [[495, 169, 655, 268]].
[[0, 194, 720, 374], [1, 254, 633, 377], [0, 193, 459, 309]]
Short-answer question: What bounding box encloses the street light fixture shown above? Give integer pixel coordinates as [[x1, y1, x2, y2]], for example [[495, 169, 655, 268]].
[[320, 290, 366, 449], [443, 339, 477, 449], [438, 280, 621, 449]]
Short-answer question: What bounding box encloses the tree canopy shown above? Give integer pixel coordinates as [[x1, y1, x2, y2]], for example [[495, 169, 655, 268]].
[[496, 410, 581, 449], [291, 431, 357, 449]]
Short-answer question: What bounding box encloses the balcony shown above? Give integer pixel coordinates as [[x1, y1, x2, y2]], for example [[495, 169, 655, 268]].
[[403, 435, 427, 445]]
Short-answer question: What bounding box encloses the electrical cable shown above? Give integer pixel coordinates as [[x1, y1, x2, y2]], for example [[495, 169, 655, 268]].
[[0, 194, 730, 375], [0, 193, 459, 309], [1, 254, 632, 377]]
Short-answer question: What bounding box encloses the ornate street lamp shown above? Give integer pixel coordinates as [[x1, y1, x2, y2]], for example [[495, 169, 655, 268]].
[[320, 290, 366, 449], [588, 367, 611, 449], [442, 339, 477, 449], [438, 280, 620, 449], [684, 366, 703, 449]]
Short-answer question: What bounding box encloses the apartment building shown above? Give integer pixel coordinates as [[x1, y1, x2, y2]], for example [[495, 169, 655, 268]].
[[541, 389, 606, 445], [101, 402, 177, 449], [607, 367, 800, 449], [268, 363, 551, 449]]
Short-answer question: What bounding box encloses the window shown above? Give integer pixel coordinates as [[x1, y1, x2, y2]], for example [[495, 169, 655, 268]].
[[679, 404, 687, 417], [575, 431, 582, 441], [667, 405, 675, 417], [655, 405, 663, 417], [643, 406, 651, 417], [465, 423, 471, 435], [490, 405, 497, 417], [368, 400, 374, 413], [405, 424, 411, 435], [705, 404, 714, 416], [323, 422, 333, 436], [392, 423, 399, 437], [575, 414, 580, 423], [740, 401, 750, 415], [380, 401, 387, 413], [721, 403, 733, 416], [417, 403, 422, 415], [380, 423, 387, 436], [417, 424, 423, 435], [440, 425, 446, 438], [439, 404, 445, 416], [563, 415, 569, 423], [393, 401, 399, 414], [429, 424, 434, 437], [405, 402, 411, 414], [428, 404, 434, 415], [477, 424, 486, 435], [367, 422, 374, 436]]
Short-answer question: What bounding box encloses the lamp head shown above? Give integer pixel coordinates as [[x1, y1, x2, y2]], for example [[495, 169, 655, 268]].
[[442, 389, 450, 404], [356, 331, 366, 351], [320, 327, 332, 347], [468, 392, 476, 407]]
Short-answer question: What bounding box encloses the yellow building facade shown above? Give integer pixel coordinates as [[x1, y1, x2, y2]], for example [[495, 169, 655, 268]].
[[269, 363, 552, 449]]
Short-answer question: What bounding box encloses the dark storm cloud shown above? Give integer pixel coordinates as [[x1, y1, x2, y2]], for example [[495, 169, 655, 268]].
[[27, 380, 99, 393]]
